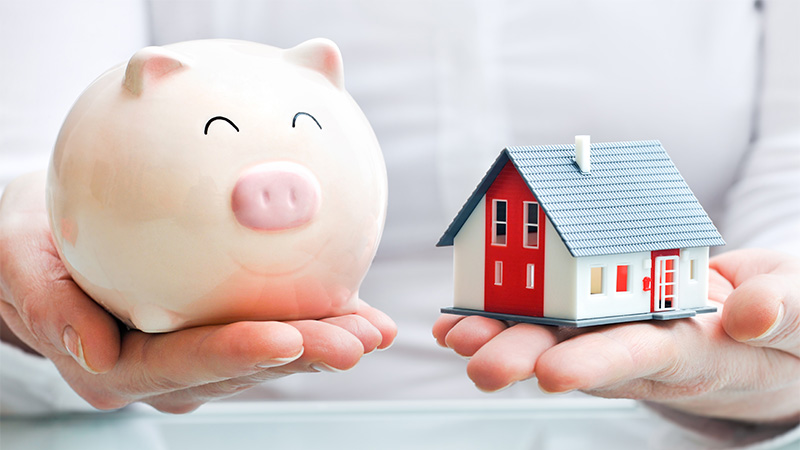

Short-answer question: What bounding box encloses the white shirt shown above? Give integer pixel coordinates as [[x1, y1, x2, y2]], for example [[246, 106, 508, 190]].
[[1, 0, 799, 447]]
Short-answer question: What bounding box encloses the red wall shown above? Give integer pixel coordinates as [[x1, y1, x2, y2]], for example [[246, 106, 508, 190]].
[[484, 161, 545, 317]]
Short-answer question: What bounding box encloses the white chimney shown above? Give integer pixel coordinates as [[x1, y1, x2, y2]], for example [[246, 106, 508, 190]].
[[575, 135, 591, 174]]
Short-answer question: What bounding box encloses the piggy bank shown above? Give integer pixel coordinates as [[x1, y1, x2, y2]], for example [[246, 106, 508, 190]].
[[46, 39, 387, 332]]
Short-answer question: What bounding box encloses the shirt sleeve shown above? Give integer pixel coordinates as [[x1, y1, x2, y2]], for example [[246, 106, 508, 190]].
[[645, 402, 800, 450], [720, 0, 800, 257], [0, 341, 96, 416]]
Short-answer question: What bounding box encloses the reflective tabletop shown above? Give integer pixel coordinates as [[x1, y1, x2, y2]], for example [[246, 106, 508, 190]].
[[1, 398, 796, 450]]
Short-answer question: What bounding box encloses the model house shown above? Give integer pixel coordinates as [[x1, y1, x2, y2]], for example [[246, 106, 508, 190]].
[[437, 136, 725, 327]]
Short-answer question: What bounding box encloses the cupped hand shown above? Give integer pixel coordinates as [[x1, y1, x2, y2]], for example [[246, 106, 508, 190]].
[[433, 249, 800, 424], [0, 171, 396, 413]]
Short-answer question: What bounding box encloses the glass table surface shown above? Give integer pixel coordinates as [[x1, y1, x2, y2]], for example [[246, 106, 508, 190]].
[[1, 398, 796, 450]]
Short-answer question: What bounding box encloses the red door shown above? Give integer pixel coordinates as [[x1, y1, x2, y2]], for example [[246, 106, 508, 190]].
[[484, 161, 545, 316]]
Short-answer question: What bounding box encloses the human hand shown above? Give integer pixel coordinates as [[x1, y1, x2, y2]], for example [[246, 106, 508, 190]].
[[0, 171, 396, 413], [433, 249, 800, 424]]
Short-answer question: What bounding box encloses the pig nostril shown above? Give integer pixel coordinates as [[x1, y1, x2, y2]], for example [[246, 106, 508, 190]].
[[261, 190, 270, 206], [289, 189, 297, 208]]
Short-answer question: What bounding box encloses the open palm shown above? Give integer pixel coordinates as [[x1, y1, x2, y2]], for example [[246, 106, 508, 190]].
[[433, 249, 800, 424]]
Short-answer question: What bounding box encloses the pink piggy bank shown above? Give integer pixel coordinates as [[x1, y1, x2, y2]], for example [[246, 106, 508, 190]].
[[46, 39, 387, 332]]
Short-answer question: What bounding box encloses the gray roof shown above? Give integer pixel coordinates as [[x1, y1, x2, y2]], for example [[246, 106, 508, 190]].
[[437, 140, 725, 257]]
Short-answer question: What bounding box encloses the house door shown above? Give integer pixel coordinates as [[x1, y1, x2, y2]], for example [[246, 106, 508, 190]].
[[653, 255, 679, 311]]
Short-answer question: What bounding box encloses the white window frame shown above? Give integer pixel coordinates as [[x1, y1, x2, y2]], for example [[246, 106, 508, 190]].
[[590, 265, 605, 296], [494, 261, 503, 286], [491, 199, 508, 246], [522, 201, 540, 249], [526, 264, 535, 289]]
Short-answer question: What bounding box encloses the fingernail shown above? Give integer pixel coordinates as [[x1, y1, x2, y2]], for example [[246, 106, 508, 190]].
[[256, 349, 304, 369], [310, 362, 346, 373], [750, 303, 785, 342], [62, 326, 98, 374]]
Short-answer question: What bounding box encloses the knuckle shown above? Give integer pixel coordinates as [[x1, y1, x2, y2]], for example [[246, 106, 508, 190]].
[[18, 292, 51, 342], [137, 367, 184, 394], [200, 379, 259, 399]]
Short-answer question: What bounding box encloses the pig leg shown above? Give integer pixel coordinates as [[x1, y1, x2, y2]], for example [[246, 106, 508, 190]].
[[130, 303, 184, 333]]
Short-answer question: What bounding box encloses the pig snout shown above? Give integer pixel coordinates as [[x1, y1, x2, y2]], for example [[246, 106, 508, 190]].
[[231, 162, 321, 231]]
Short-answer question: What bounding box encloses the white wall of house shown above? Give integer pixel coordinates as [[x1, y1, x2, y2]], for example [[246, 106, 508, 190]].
[[542, 220, 578, 319], [452, 196, 486, 311], [573, 251, 652, 320], [677, 246, 710, 309]]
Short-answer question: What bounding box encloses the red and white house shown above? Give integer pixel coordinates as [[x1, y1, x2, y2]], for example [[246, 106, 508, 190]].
[[437, 137, 725, 326]]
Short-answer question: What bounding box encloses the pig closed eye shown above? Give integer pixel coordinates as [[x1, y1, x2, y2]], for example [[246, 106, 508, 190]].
[[204, 116, 240, 135], [292, 112, 322, 130]]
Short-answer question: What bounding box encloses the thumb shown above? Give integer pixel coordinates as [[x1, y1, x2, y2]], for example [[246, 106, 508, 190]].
[[722, 272, 800, 358]]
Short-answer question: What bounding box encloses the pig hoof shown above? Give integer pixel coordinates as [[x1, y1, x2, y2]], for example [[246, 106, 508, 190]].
[[131, 304, 183, 332]]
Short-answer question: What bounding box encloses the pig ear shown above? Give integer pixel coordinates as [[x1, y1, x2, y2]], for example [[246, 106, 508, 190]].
[[123, 47, 190, 95], [283, 38, 345, 90]]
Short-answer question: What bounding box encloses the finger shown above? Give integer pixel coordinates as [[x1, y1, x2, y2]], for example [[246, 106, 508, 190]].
[[712, 249, 800, 357], [322, 314, 383, 354], [467, 323, 558, 392], [722, 273, 800, 357], [153, 318, 373, 411], [143, 304, 395, 414], [444, 315, 509, 357], [710, 249, 790, 288], [281, 320, 365, 372], [534, 323, 679, 394], [432, 314, 464, 347], [352, 299, 397, 350], [102, 321, 303, 406], [45, 279, 122, 374]]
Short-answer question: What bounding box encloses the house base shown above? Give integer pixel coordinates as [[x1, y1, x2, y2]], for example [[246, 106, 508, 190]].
[[440, 306, 718, 328]]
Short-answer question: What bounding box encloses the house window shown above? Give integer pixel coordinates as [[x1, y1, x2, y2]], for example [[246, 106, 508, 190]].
[[526, 264, 535, 289], [523, 201, 539, 248], [492, 200, 507, 246], [590, 266, 604, 295], [689, 259, 697, 281], [494, 261, 503, 285], [616, 265, 630, 292]]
